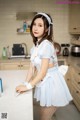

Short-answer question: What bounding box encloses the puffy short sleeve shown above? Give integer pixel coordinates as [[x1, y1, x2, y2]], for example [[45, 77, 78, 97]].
[[38, 41, 54, 59]]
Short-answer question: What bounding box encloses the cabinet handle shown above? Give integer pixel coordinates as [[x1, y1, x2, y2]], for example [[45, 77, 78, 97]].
[[78, 82, 80, 84], [73, 28, 77, 30], [67, 79, 69, 81], [68, 64, 70, 66], [21, 65, 23, 67], [76, 91, 79, 93]]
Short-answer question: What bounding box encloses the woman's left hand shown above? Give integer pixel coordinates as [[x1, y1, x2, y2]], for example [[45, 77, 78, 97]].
[[16, 85, 27, 93]]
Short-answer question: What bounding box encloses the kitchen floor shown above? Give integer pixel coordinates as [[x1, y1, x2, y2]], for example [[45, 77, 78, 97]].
[[33, 101, 80, 120]]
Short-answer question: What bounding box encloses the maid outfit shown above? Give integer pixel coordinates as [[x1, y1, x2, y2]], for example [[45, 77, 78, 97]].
[[30, 39, 73, 107]]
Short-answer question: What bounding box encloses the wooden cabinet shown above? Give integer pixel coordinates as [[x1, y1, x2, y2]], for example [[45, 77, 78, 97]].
[[71, 66, 80, 111], [0, 60, 30, 70], [69, 4, 80, 34], [71, 39, 80, 46], [65, 65, 72, 93], [65, 61, 80, 111], [59, 56, 80, 111]]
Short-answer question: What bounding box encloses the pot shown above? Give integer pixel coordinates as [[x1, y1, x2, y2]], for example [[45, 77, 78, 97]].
[[71, 45, 80, 57]]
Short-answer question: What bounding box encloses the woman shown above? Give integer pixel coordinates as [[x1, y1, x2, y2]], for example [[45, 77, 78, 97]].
[[16, 12, 73, 120]]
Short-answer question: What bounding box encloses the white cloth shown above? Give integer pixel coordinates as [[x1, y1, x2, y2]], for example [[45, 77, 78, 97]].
[[30, 40, 73, 107]]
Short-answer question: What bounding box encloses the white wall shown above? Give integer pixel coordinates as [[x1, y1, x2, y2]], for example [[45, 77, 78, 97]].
[[0, 0, 70, 57]]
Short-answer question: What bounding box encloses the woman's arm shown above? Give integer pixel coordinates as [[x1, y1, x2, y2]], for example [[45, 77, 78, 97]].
[[16, 58, 49, 93], [30, 58, 49, 87], [25, 62, 36, 82], [16, 62, 36, 93]]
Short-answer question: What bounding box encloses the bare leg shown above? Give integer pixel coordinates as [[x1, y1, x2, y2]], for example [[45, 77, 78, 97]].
[[40, 106, 57, 120]]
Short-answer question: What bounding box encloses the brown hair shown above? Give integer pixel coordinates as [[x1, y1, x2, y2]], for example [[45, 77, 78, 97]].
[[30, 13, 54, 46]]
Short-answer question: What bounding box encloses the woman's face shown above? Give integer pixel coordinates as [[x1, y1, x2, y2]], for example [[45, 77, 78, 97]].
[[32, 18, 44, 41]]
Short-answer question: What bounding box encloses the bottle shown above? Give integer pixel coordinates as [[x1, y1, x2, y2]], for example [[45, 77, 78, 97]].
[[0, 78, 3, 96], [2, 47, 7, 59], [23, 20, 27, 32]]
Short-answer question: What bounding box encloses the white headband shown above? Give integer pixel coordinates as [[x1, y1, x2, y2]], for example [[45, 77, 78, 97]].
[[36, 12, 53, 35]]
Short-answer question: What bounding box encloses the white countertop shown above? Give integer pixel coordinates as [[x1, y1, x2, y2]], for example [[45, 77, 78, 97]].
[[0, 70, 33, 120]]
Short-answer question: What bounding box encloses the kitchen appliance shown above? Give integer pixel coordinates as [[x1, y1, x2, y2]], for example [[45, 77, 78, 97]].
[[12, 44, 24, 55], [71, 45, 80, 57], [10, 43, 28, 59], [61, 44, 70, 56]]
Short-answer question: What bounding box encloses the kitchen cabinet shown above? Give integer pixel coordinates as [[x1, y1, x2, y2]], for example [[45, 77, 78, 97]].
[[65, 65, 72, 93], [58, 56, 80, 111], [69, 4, 80, 34], [71, 39, 80, 46], [16, 12, 36, 20], [71, 67, 80, 111], [0, 60, 30, 70], [65, 59, 80, 111]]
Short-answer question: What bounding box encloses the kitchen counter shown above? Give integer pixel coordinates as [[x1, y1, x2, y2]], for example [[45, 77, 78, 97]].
[[0, 70, 33, 120]]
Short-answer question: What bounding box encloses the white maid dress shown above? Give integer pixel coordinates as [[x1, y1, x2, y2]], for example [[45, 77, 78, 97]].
[[30, 39, 73, 107]]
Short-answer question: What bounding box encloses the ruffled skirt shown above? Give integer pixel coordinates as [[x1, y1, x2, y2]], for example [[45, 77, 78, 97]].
[[34, 67, 73, 107]]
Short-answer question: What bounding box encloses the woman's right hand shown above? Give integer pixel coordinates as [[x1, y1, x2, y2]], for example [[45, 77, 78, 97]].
[[16, 84, 28, 93]]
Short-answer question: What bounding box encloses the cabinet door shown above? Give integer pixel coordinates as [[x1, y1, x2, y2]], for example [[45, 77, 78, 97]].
[[69, 4, 80, 34], [71, 67, 80, 111], [65, 65, 72, 93], [0, 62, 20, 70], [71, 85, 80, 111]]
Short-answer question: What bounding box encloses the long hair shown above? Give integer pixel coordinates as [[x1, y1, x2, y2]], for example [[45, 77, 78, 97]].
[[30, 13, 54, 46]]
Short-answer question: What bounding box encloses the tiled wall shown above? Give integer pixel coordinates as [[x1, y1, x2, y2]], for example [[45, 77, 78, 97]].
[[0, 0, 70, 57]]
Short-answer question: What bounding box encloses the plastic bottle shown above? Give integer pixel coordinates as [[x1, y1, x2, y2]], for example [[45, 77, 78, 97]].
[[0, 78, 3, 96], [2, 47, 7, 59], [23, 21, 27, 32]]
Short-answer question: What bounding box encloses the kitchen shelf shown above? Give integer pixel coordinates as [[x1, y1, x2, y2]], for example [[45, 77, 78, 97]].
[[16, 12, 37, 34], [17, 28, 30, 34], [69, 4, 80, 34]]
